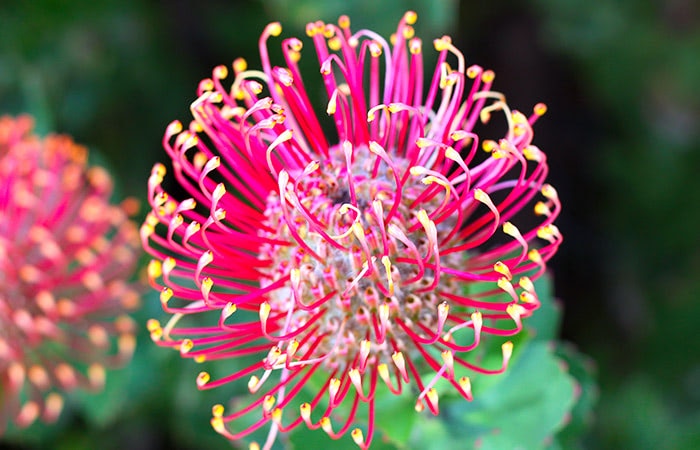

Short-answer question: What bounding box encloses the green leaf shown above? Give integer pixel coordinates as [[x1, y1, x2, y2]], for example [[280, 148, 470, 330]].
[[523, 274, 562, 342], [551, 343, 598, 448], [409, 340, 576, 450], [373, 387, 418, 448]]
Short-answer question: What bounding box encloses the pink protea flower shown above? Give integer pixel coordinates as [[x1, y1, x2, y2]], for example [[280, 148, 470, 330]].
[[143, 11, 561, 450], [0, 115, 140, 433]]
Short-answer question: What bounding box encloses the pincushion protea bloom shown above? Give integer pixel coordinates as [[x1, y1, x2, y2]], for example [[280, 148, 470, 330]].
[[143, 11, 561, 449], [0, 115, 140, 433]]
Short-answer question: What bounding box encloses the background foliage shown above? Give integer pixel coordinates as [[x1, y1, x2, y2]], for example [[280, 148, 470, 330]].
[[1, 0, 699, 448]]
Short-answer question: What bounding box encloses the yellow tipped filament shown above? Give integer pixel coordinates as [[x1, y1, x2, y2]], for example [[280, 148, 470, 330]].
[[409, 38, 422, 54], [213, 64, 228, 79], [328, 378, 341, 401], [320, 416, 333, 434], [471, 311, 483, 330], [541, 184, 558, 199], [481, 70, 495, 83], [404, 11, 418, 24], [146, 319, 162, 341], [327, 90, 339, 115], [147, 259, 162, 279], [534, 201, 551, 216], [211, 416, 226, 434], [44, 393, 64, 422], [259, 301, 271, 325], [466, 64, 482, 79], [266, 22, 282, 37], [519, 276, 535, 292], [381, 256, 395, 296], [197, 371, 210, 387], [414, 399, 425, 412], [300, 402, 312, 421], [232, 57, 247, 73], [528, 249, 543, 264], [433, 37, 450, 52], [507, 303, 526, 321], [427, 388, 439, 410], [263, 395, 276, 413], [494, 261, 512, 280], [27, 365, 49, 389], [247, 375, 260, 392], [459, 376, 472, 395], [359, 339, 371, 368], [162, 256, 176, 274], [165, 121, 183, 137], [88, 363, 106, 388], [482, 139, 497, 152], [328, 36, 342, 51], [212, 404, 225, 417], [502, 221, 521, 239], [351, 428, 365, 447], [534, 102, 547, 116], [523, 145, 542, 161], [180, 339, 194, 354], [222, 302, 237, 319], [502, 341, 514, 362]]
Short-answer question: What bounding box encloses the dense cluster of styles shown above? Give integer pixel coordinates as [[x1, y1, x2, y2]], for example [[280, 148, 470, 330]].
[[0, 10, 561, 450], [143, 11, 561, 450], [0, 115, 140, 434]]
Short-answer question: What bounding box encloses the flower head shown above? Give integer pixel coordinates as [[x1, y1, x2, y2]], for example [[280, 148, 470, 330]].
[[143, 12, 561, 449], [0, 115, 140, 433]]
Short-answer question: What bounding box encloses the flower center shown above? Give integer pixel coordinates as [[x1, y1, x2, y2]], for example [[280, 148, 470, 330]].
[[258, 144, 458, 370]]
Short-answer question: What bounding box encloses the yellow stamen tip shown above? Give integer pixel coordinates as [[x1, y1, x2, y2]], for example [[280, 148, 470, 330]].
[[519, 276, 535, 292], [328, 36, 342, 51], [160, 287, 173, 304], [213, 65, 228, 79], [211, 416, 226, 434], [502, 341, 514, 360], [271, 407, 283, 423], [180, 339, 194, 355], [248, 375, 260, 392], [351, 428, 365, 446], [300, 402, 311, 420], [212, 404, 225, 417], [481, 70, 495, 83], [494, 261, 512, 280], [459, 376, 471, 393], [232, 57, 247, 73], [528, 249, 543, 264], [196, 371, 210, 387], [404, 11, 418, 25], [267, 22, 282, 37], [320, 416, 332, 434], [433, 38, 450, 52], [482, 139, 497, 152], [473, 188, 489, 203], [147, 259, 162, 278], [541, 184, 558, 199], [415, 399, 425, 412], [534, 201, 551, 216], [534, 102, 547, 116]]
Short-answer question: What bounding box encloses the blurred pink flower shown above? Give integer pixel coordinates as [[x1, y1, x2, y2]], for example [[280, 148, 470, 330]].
[[0, 115, 140, 433], [143, 11, 561, 449]]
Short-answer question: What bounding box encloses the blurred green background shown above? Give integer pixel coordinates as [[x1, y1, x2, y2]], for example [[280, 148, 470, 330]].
[[1, 0, 699, 448]]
